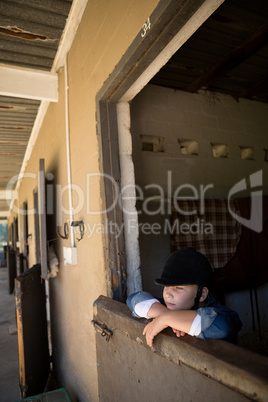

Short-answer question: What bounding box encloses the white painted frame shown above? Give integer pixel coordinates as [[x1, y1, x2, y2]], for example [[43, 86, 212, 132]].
[[0, 64, 58, 102]]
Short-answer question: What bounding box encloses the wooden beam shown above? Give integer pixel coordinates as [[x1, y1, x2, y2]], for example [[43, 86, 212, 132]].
[[236, 78, 268, 101], [0, 190, 18, 200], [186, 23, 268, 93], [0, 64, 58, 102]]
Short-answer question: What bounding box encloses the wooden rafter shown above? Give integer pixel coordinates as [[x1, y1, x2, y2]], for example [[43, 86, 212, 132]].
[[186, 23, 268, 93], [236, 78, 268, 100]]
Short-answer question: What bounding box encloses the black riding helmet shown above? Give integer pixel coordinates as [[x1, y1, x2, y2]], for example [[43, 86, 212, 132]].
[[155, 247, 213, 309]]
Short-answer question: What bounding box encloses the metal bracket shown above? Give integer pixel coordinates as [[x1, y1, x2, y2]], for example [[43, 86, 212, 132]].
[[71, 220, 85, 242], [57, 222, 69, 240], [92, 320, 113, 342]]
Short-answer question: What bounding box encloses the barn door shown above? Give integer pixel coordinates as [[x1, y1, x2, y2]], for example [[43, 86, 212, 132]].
[[15, 264, 50, 398]]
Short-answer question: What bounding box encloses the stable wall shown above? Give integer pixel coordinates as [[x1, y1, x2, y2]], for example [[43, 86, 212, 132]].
[[131, 84, 268, 195], [8, 1, 160, 400], [8, 1, 268, 398], [94, 295, 268, 402]]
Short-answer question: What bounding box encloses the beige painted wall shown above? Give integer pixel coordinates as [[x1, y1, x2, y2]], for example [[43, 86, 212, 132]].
[[8, 0, 160, 400]]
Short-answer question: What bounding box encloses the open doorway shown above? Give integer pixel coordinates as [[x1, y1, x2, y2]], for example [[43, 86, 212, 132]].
[[129, 0, 268, 296], [97, 0, 268, 354], [129, 1, 268, 354], [97, 0, 225, 301]]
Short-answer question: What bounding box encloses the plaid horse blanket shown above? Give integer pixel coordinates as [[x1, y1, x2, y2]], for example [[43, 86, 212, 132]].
[[170, 199, 241, 270]]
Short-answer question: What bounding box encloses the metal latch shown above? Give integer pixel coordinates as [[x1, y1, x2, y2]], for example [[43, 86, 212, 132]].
[[92, 320, 113, 342]]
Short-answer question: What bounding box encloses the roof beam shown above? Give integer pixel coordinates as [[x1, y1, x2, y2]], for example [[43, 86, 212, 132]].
[[186, 23, 268, 93], [0, 64, 58, 102], [236, 78, 268, 101], [0, 190, 18, 200]]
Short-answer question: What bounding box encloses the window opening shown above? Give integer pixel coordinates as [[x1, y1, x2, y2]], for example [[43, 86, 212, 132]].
[[141, 135, 164, 152], [240, 146, 255, 160], [211, 143, 229, 158], [179, 139, 199, 155]]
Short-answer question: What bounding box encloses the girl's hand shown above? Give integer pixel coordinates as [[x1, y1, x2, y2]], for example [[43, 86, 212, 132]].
[[172, 328, 186, 337], [143, 315, 168, 347], [143, 309, 195, 346]]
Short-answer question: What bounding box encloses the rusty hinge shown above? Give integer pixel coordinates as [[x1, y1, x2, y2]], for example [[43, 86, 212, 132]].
[[92, 320, 113, 342]]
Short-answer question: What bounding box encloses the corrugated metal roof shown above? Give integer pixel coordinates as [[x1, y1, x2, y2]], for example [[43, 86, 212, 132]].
[[0, 96, 40, 190], [0, 0, 72, 70], [0, 199, 10, 213], [0, 0, 73, 218]]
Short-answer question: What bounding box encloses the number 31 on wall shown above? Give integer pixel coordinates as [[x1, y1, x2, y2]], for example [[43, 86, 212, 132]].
[[141, 18, 151, 37]]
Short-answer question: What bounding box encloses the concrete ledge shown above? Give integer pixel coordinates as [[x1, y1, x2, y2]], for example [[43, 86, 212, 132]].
[[93, 295, 268, 401]]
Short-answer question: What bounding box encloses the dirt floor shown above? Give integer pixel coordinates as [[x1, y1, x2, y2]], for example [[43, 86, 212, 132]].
[[0, 266, 20, 402]]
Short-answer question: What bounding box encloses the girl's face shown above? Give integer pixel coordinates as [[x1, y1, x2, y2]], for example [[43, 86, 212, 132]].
[[163, 284, 198, 310]]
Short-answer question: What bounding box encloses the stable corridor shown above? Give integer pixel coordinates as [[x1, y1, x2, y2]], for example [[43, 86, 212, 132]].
[[0, 266, 20, 401]]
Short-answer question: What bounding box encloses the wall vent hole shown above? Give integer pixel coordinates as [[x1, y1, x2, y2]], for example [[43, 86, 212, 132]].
[[240, 146, 254, 160], [141, 135, 164, 152], [178, 139, 199, 155], [211, 143, 229, 158]]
